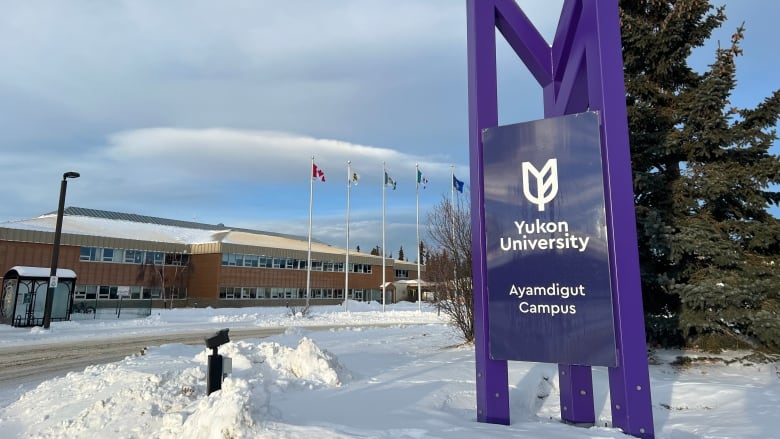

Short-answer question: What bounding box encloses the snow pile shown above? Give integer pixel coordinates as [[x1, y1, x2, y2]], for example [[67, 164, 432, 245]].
[[161, 379, 259, 439], [3, 362, 207, 438], [1, 336, 350, 439], [262, 337, 350, 387]]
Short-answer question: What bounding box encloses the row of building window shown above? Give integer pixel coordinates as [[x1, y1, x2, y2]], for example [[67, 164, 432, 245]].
[[74, 284, 187, 300], [218, 286, 370, 300], [80, 247, 388, 277], [73, 285, 361, 301], [80, 247, 190, 266], [221, 253, 372, 273], [395, 270, 409, 278]]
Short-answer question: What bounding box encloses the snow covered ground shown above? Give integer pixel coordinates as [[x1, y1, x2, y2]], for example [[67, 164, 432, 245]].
[[0, 301, 778, 438]]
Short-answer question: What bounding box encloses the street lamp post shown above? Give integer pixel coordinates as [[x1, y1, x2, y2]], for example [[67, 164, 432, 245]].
[[42, 171, 80, 329]]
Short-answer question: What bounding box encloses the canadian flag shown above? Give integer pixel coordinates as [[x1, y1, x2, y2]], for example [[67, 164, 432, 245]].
[[312, 163, 326, 182]]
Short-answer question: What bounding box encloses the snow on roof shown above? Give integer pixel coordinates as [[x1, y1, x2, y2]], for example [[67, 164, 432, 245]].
[[1, 208, 342, 254], [6, 266, 77, 278], [394, 279, 426, 285], [5, 214, 218, 245], [220, 230, 340, 254]]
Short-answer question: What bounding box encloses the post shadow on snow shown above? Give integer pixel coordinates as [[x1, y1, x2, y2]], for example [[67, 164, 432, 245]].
[[506, 362, 683, 435], [642, 349, 780, 438], [510, 350, 780, 438], [276, 336, 478, 428], [268, 368, 450, 430]]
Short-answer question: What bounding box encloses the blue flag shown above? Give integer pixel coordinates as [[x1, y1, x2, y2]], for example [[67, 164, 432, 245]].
[[453, 175, 464, 193]]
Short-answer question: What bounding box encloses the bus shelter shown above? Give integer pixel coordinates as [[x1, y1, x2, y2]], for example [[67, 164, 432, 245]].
[[1, 266, 76, 327]]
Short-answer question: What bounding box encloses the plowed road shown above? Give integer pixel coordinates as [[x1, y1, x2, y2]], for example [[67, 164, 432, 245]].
[[0, 327, 290, 383]]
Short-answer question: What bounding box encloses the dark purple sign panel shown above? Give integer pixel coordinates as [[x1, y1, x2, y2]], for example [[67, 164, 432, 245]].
[[483, 112, 617, 366]]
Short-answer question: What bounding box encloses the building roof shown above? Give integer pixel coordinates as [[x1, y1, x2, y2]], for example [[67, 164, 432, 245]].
[[4, 266, 77, 279], [51, 207, 317, 242], [0, 207, 406, 264]]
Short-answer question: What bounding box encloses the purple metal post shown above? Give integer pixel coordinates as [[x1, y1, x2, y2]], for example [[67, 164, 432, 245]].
[[587, 1, 655, 436], [543, 0, 598, 427], [466, 0, 509, 424], [467, 0, 654, 437]]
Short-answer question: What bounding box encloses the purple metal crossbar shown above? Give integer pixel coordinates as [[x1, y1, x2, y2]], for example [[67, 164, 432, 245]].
[[467, 0, 655, 437]]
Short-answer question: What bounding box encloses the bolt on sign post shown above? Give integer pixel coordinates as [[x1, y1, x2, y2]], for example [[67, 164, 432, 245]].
[[467, 1, 654, 438]]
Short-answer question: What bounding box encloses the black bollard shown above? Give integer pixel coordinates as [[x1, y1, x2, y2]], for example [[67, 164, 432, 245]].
[[207, 347, 223, 395], [205, 328, 230, 395]]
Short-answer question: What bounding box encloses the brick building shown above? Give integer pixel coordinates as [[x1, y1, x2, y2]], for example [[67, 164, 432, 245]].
[[0, 207, 421, 310]]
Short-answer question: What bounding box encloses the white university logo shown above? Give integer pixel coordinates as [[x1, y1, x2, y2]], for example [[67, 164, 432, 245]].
[[521, 158, 559, 211]]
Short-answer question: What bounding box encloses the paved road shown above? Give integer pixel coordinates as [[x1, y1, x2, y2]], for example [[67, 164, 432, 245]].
[[0, 327, 290, 383]]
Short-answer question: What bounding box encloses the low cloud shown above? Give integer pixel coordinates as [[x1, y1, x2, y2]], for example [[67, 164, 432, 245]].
[[98, 127, 461, 186]]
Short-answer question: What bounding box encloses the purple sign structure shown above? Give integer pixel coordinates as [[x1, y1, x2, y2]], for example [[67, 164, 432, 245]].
[[467, 1, 654, 438], [483, 112, 617, 367]]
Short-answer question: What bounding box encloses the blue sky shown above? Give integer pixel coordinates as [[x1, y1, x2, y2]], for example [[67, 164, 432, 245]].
[[1, 1, 777, 259]]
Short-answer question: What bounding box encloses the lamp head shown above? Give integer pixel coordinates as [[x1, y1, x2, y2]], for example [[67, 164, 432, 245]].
[[63, 171, 80, 180], [205, 328, 230, 349]]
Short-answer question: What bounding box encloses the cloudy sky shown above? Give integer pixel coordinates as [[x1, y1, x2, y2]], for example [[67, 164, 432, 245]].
[[1, 1, 777, 259]]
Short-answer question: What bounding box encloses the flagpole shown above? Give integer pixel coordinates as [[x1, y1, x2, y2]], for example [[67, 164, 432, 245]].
[[451, 165, 457, 287], [306, 156, 314, 309], [415, 164, 422, 312], [382, 161, 387, 312], [451, 165, 455, 246], [345, 160, 351, 312]]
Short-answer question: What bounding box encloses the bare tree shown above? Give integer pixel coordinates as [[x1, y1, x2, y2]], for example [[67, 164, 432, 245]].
[[426, 195, 474, 342], [137, 252, 191, 309]]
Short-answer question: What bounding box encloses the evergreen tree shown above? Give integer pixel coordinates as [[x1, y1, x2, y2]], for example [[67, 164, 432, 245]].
[[621, 0, 780, 351], [398, 246, 405, 261], [370, 246, 380, 256], [356, 245, 360, 253]]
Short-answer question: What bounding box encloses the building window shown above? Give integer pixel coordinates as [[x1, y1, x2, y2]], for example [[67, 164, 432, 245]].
[[112, 248, 125, 262], [74, 285, 86, 299], [166, 253, 190, 266], [395, 269, 409, 279], [149, 287, 162, 299], [80, 247, 97, 261], [126, 250, 143, 264], [244, 254, 258, 267], [143, 251, 163, 265], [85, 285, 97, 299], [166, 287, 186, 299], [350, 263, 372, 274]]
